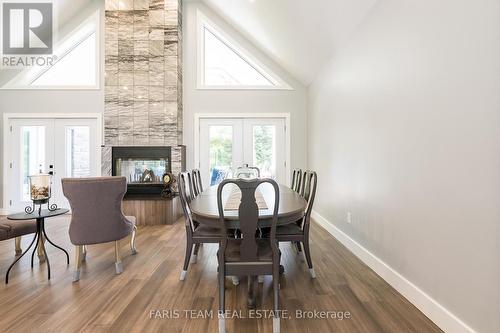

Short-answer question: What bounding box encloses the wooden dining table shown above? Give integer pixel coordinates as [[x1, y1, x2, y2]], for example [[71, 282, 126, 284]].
[[190, 183, 307, 228], [189, 183, 307, 308]]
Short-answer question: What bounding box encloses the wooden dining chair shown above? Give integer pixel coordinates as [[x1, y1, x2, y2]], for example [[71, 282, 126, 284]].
[[216, 178, 281, 333], [192, 169, 203, 194], [178, 172, 221, 280], [234, 164, 260, 179], [276, 171, 318, 279], [291, 169, 302, 193]]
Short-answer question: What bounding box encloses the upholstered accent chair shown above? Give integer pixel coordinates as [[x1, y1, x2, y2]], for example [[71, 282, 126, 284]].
[[61, 177, 137, 282]]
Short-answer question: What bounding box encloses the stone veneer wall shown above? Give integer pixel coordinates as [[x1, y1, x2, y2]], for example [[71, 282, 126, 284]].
[[102, 0, 183, 175]]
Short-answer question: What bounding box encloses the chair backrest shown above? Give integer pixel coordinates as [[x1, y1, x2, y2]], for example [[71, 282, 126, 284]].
[[299, 171, 318, 230], [217, 178, 280, 262], [61, 177, 133, 245], [234, 165, 260, 179], [186, 171, 196, 200], [178, 172, 195, 233], [192, 169, 203, 194], [291, 169, 302, 193]]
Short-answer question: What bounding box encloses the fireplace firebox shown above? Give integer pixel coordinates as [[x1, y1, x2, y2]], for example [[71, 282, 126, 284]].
[[112, 146, 171, 196]]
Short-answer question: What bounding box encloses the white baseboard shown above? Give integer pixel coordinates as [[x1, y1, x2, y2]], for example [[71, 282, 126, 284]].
[[0, 208, 7, 215], [312, 210, 476, 333]]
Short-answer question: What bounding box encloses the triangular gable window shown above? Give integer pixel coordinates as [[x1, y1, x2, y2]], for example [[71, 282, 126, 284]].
[[1, 10, 99, 89], [198, 11, 291, 90], [31, 32, 97, 87]]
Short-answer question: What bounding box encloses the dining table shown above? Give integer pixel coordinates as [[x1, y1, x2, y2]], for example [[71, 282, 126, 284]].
[[189, 182, 307, 308]]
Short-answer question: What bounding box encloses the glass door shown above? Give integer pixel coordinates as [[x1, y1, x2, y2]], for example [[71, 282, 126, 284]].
[[8, 119, 55, 212], [53, 118, 100, 207], [198, 117, 287, 186], [199, 118, 243, 187], [243, 118, 286, 181], [7, 117, 100, 212]]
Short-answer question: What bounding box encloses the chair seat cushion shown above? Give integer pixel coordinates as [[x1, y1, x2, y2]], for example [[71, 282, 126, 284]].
[[193, 224, 221, 238], [225, 239, 274, 262], [0, 220, 37, 240]]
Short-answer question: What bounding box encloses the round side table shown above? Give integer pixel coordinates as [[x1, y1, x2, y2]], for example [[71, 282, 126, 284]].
[[6, 208, 69, 284]]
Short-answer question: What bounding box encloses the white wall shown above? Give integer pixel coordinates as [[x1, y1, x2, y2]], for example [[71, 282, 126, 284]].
[[308, 0, 500, 332], [0, 0, 104, 210], [182, 2, 307, 173]]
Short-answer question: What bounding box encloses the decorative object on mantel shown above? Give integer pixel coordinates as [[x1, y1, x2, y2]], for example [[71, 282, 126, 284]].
[[25, 173, 58, 215], [161, 172, 176, 199]]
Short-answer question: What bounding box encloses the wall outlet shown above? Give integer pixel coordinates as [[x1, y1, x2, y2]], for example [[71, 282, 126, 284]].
[[347, 212, 352, 224]]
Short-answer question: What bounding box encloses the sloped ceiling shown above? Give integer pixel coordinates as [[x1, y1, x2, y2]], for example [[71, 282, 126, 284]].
[[197, 0, 377, 85]]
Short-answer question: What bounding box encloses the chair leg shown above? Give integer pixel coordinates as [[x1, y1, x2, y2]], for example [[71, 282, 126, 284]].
[[73, 245, 83, 282], [302, 239, 315, 278], [37, 234, 46, 262], [273, 261, 280, 333], [82, 245, 87, 261], [231, 276, 239, 285], [14, 237, 22, 255], [180, 240, 193, 281], [192, 243, 200, 263], [218, 260, 226, 333], [115, 241, 123, 274], [130, 225, 138, 255]]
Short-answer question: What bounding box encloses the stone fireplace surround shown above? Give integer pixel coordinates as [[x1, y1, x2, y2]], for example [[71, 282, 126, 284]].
[[102, 0, 184, 176]]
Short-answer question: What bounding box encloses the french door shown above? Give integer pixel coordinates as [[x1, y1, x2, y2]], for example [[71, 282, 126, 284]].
[[198, 117, 286, 186], [6, 117, 101, 212]]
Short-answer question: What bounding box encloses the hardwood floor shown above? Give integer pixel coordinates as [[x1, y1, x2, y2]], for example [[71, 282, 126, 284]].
[[0, 216, 442, 333]]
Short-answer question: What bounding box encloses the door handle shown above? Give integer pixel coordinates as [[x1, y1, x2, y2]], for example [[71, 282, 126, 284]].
[[48, 171, 54, 175]]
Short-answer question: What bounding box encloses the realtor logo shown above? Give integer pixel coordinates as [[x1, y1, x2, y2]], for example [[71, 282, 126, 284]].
[[2, 1, 53, 54]]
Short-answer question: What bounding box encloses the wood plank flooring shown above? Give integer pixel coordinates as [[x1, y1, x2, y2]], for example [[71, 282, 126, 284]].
[[0, 216, 442, 333]]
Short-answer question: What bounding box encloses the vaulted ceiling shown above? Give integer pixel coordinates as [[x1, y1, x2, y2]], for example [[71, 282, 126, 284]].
[[198, 0, 378, 85]]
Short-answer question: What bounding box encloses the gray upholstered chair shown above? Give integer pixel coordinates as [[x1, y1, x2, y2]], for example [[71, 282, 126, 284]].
[[0, 218, 39, 256], [61, 177, 137, 282]]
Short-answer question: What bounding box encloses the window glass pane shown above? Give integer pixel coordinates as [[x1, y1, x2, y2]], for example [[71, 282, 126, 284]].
[[253, 125, 276, 179], [21, 126, 46, 201], [209, 126, 233, 185], [204, 28, 273, 87], [31, 33, 97, 87], [66, 126, 90, 178]]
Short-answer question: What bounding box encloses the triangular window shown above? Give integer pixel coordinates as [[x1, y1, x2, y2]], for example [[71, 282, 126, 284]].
[[198, 11, 290, 89], [1, 10, 99, 89], [31, 32, 97, 87]]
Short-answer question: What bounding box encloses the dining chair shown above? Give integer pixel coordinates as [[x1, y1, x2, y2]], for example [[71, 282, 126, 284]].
[[178, 171, 221, 281], [192, 169, 203, 194], [217, 178, 281, 333], [291, 169, 302, 193], [276, 171, 317, 278], [61, 177, 137, 282], [234, 164, 260, 179]]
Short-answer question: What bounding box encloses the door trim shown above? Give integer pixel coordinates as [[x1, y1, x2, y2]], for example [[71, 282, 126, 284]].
[[194, 113, 291, 184], [2, 113, 103, 213]]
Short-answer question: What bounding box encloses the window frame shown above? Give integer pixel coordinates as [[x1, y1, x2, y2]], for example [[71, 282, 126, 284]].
[[1, 10, 101, 90], [196, 10, 292, 91]]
